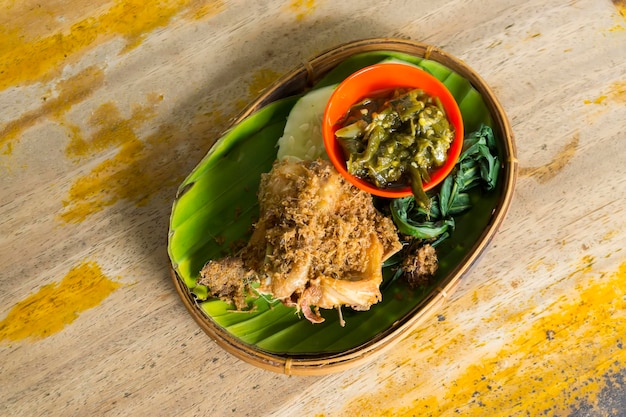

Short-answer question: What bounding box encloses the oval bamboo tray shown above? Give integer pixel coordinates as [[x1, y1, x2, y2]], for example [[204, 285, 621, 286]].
[[168, 38, 518, 376]]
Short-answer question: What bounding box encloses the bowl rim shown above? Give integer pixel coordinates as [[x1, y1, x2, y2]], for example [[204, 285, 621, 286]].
[[322, 62, 464, 198]]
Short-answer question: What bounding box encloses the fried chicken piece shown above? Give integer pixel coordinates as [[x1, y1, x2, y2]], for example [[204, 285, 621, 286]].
[[198, 159, 402, 324]]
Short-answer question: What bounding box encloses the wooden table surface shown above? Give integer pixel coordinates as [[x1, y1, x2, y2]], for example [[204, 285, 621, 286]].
[[1, 0, 625, 416]]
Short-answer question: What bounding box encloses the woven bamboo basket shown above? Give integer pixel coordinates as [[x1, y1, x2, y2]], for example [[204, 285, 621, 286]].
[[169, 38, 518, 376]]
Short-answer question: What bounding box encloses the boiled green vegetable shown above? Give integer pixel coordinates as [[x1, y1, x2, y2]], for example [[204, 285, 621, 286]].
[[390, 124, 499, 244]]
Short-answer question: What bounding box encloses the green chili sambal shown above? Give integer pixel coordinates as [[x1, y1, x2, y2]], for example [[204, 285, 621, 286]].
[[334, 88, 455, 209]]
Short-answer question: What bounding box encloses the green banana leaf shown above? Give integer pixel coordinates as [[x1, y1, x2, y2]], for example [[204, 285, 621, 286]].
[[168, 51, 503, 355]]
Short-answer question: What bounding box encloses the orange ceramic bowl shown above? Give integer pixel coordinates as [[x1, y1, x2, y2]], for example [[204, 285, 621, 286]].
[[322, 63, 464, 198]]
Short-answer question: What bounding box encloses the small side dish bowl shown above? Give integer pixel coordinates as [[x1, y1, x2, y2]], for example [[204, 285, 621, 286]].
[[323, 63, 464, 198]]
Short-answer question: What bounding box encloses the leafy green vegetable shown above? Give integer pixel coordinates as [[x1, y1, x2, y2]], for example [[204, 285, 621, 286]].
[[390, 196, 455, 239], [390, 124, 499, 244]]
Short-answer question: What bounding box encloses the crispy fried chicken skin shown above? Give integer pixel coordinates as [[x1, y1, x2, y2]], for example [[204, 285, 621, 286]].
[[198, 159, 402, 324]]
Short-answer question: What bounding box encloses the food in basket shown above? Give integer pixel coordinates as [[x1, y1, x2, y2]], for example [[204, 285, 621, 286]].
[[196, 59, 499, 327], [199, 158, 402, 325], [167, 42, 514, 371]]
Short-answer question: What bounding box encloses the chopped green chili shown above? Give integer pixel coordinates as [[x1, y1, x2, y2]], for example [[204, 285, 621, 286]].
[[335, 88, 455, 207]]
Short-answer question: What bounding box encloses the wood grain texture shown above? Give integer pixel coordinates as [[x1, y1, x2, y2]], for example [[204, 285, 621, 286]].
[[1, 0, 625, 416]]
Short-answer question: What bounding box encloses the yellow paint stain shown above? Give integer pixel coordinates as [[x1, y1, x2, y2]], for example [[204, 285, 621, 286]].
[[0, 260, 121, 342], [584, 80, 626, 105], [61, 121, 86, 158], [0, 0, 113, 43], [524, 32, 542, 41], [59, 94, 166, 223], [0, 0, 226, 92], [66, 94, 162, 159], [602, 229, 620, 242], [583, 95, 608, 105], [527, 256, 546, 272], [527, 256, 555, 273], [2, 142, 13, 155], [608, 80, 626, 104], [185, 0, 226, 20], [0, 66, 105, 155], [286, 0, 318, 21], [61, 136, 144, 222], [235, 68, 283, 111], [248, 68, 282, 98], [576, 254, 596, 274], [58, 92, 231, 224], [336, 261, 626, 416], [583, 81, 626, 124], [519, 133, 579, 183], [199, 109, 228, 131]]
